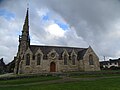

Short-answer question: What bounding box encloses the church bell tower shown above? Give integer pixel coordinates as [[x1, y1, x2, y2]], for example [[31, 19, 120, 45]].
[[19, 8, 30, 54], [14, 8, 30, 74]]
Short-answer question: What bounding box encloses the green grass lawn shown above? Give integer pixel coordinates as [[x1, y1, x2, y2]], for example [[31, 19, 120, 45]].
[[0, 75, 60, 85], [0, 72, 120, 90], [71, 73, 120, 78], [1, 76, 120, 90]]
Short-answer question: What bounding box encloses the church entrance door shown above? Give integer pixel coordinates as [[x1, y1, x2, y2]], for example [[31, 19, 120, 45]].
[[50, 62, 56, 72]]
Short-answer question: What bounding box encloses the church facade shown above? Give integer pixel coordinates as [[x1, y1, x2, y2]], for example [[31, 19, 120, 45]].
[[14, 8, 100, 74]]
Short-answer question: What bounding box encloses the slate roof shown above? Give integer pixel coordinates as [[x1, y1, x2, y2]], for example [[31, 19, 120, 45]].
[[30, 45, 88, 60]]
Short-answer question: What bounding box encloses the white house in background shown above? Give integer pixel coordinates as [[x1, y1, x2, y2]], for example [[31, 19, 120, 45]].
[[100, 58, 120, 68]]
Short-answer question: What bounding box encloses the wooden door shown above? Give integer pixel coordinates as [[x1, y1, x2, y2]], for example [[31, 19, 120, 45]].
[[50, 62, 56, 72]]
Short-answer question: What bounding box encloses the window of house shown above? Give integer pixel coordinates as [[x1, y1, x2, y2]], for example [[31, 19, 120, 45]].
[[37, 54, 41, 65], [72, 55, 76, 65], [64, 54, 68, 65], [89, 55, 94, 65], [26, 54, 30, 65]]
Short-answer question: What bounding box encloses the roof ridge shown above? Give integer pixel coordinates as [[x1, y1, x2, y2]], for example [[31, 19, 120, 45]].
[[30, 45, 88, 49]]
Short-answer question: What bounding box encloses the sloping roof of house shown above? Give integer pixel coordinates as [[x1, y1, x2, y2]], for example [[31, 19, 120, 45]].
[[100, 58, 120, 65], [100, 61, 109, 65], [109, 59, 120, 63]]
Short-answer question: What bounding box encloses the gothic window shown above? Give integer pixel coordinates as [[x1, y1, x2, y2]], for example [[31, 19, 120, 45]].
[[64, 54, 68, 65], [26, 54, 30, 65], [32, 55, 35, 60], [72, 55, 76, 65], [89, 54, 94, 65], [37, 54, 41, 65]]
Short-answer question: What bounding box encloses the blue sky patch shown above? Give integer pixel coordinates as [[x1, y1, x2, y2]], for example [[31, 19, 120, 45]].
[[42, 14, 49, 21], [0, 0, 4, 3], [0, 9, 15, 20], [40, 10, 69, 31], [54, 20, 69, 30], [41, 12, 50, 21]]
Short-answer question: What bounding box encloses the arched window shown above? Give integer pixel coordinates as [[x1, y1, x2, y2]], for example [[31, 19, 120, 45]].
[[89, 55, 94, 65], [72, 55, 76, 65], [37, 54, 41, 65], [26, 54, 30, 65], [64, 54, 68, 65]]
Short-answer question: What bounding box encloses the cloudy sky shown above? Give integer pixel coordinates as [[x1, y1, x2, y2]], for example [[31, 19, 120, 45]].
[[0, 0, 120, 63]]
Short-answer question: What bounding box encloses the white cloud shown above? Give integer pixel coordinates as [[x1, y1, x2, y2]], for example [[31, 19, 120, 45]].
[[45, 23, 65, 38]]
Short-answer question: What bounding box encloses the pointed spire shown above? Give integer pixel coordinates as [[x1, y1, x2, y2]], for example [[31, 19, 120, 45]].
[[22, 7, 29, 33], [25, 7, 29, 26], [19, 7, 30, 50]]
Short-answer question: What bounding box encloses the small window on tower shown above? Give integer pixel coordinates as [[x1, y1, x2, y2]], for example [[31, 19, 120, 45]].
[[26, 54, 30, 65]]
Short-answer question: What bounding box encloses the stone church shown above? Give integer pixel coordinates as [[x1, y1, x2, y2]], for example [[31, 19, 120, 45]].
[[14, 8, 100, 74]]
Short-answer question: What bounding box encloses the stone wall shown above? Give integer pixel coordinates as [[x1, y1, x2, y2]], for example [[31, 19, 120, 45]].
[[83, 47, 100, 71]]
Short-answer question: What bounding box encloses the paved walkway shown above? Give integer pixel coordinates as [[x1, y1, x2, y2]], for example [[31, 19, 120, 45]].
[[0, 73, 14, 78]]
